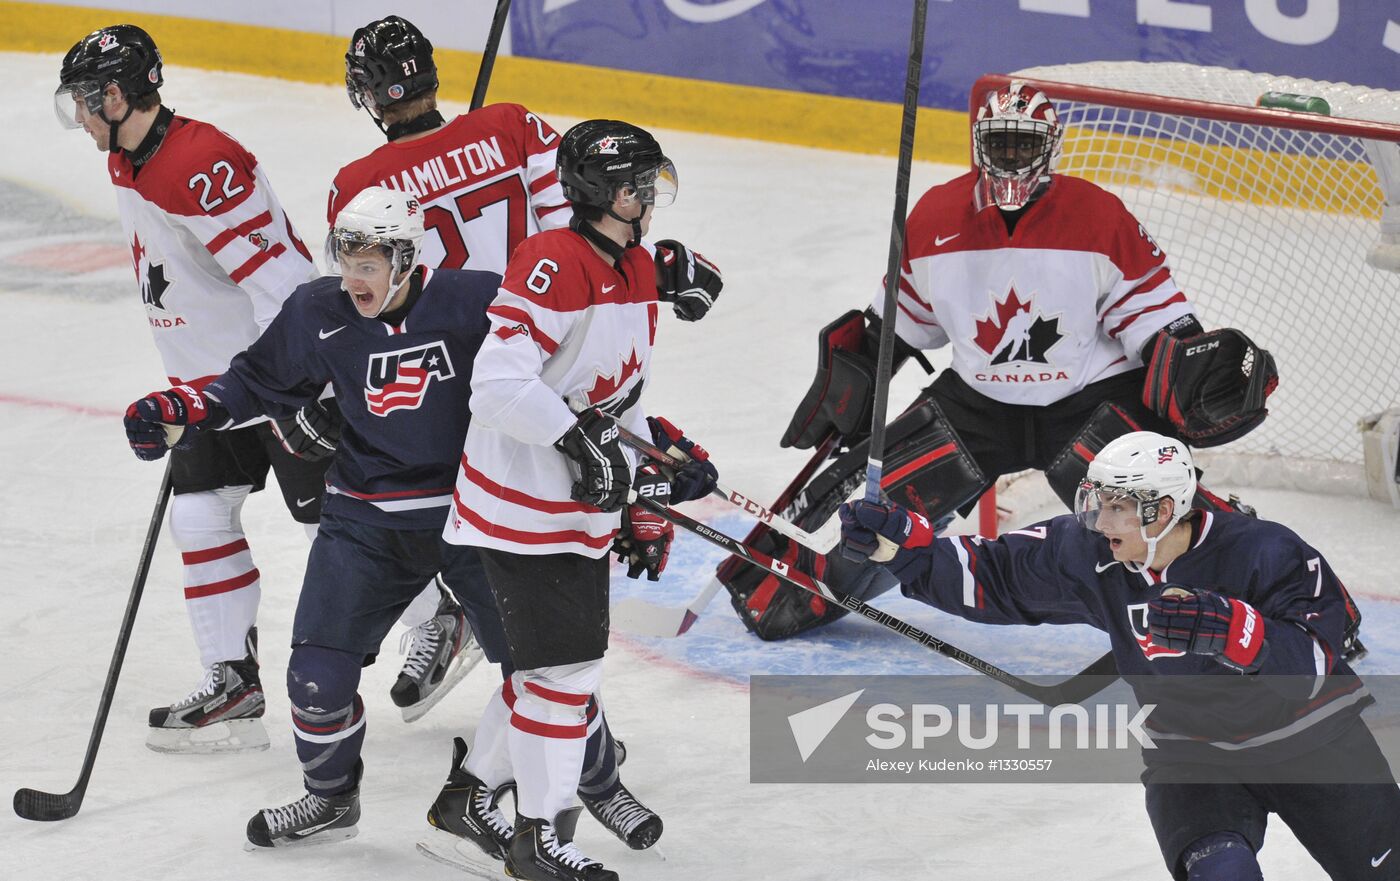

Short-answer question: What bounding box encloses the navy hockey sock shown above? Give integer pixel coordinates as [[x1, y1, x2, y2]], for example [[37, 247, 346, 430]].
[[1182, 831, 1262, 881], [577, 697, 622, 800], [287, 645, 365, 796]]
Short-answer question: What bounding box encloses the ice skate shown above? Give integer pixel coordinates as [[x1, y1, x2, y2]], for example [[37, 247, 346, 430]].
[[393, 582, 482, 722], [418, 737, 517, 877], [505, 808, 619, 881], [147, 627, 268, 753], [580, 782, 663, 850], [245, 786, 360, 849]]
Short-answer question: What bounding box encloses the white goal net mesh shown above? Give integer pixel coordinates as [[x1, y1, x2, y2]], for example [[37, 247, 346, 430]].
[[987, 62, 1400, 486]]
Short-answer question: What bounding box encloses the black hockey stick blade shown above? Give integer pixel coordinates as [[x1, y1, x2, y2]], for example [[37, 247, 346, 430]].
[[13, 788, 81, 822]]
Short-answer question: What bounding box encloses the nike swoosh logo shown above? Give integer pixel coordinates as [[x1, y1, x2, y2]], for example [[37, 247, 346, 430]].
[[1374, 848, 1393, 867], [296, 497, 316, 508], [934, 233, 960, 246], [601, 284, 616, 293], [319, 326, 346, 340], [1095, 561, 1119, 573]]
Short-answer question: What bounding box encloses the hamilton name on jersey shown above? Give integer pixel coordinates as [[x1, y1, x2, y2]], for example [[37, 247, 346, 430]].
[[373, 136, 511, 202]]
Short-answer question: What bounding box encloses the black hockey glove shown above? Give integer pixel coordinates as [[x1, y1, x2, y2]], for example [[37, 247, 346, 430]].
[[1147, 586, 1269, 673], [1142, 327, 1278, 448], [655, 239, 722, 321], [271, 399, 342, 462], [781, 308, 931, 450], [124, 385, 219, 460], [647, 415, 718, 502], [613, 464, 675, 580], [555, 407, 631, 512]]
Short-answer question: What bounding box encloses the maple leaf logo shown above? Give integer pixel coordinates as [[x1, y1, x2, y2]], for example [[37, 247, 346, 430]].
[[973, 286, 1063, 366], [130, 233, 145, 280], [587, 348, 643, 406]]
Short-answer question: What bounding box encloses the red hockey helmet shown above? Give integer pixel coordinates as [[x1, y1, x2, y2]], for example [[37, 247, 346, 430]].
[[972, 80, 1062, 210]]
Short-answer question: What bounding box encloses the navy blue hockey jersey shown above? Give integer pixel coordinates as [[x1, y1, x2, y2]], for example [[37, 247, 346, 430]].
[[886, 511, 1372, 764], [206, 267, 497, 528]]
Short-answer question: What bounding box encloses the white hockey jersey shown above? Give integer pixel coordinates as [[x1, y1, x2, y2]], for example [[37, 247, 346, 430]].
[[111, 113, 317, 389], [328, 104, 571, 279], [445, 229, 659, 557], [877, 171, 1196, 407]]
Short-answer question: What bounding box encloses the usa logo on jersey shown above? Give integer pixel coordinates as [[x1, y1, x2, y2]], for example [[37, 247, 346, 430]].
[[365, 341, 455, 416], [1126, 603, 1186, 660]]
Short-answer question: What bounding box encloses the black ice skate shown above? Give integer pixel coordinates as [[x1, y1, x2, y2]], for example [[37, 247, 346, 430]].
[[245, 783, 361, 849], [392, 581, 483, 722], [580, 783, 663, 850], [506, 808, 619, 881], [146, 627, 267, 753], [417, 737, 517, 877]]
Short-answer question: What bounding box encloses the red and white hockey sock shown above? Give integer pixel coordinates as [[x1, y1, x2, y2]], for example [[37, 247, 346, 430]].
[[170, 487, 260, 668], [464, 681, 514, 789], [507, 661, 603, 821]]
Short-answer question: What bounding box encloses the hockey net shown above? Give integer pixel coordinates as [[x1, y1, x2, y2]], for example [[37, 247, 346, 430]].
[[973, 62, 1400, 501]]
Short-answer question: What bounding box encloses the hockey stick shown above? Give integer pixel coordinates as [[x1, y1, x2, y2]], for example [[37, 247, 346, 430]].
[[613, 433, 840, 637], [470, 0, 512, 111], [865, 0, 929, 500], [631, 489, 1116, 705], [613, 422, 846, 554], [14, 461, 174, 821]]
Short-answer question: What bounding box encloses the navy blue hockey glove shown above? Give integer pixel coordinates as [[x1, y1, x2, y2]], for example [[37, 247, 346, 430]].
[[654, 239, 722, 321], [838, 499, 935, 563], [124, 385, 212, 460], [1147, 586, 1269, 673], [556, 407, 631, 513], [646, 415, 717, 502], [271, 399, 342, 462], [613, 464, 675, 580]]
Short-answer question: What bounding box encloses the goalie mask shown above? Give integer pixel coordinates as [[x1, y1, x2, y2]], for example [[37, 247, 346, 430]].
[[1073, 431, 1196, 571], [328, 186, 424, 316], [973, 80, 1062, 211]]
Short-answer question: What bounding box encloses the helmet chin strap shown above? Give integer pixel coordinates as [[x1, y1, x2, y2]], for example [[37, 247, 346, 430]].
[[102, 103, 136, 152], [605, 203, 647, 248], [1128, 510, 1186, 573]]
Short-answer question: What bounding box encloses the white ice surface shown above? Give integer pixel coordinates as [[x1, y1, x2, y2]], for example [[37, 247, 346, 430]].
[[2, 52, 1398, 881]]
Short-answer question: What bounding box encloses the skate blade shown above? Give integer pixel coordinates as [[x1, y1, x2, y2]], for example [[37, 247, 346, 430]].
[[400, 645, 485, 724], [416, 828, 508, 878], [243, 825, 359, 851], [147, 717, 270, 754]]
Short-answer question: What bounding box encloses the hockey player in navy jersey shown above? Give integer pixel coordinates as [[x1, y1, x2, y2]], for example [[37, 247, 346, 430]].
[[839, 431, 1398, 881], [726, 79, 1277, 641]]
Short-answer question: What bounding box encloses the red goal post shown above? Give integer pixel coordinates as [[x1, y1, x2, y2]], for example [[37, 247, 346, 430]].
[[965, 62, 1400, 527]]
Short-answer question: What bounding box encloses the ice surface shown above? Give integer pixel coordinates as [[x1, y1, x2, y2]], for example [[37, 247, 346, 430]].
[[2, 52, 1397, 880]]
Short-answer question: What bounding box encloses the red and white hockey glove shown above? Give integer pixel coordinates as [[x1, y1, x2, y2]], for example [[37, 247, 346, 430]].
[[124, 385, 212, 460], [1147, 586, 1269, 673], [837, 499, 934, 564]]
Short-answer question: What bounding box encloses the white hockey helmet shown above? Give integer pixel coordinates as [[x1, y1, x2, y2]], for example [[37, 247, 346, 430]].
[[328, 185, 425, 282], [1073, 431, 1196, 569], [972, 80, 1062, 211]]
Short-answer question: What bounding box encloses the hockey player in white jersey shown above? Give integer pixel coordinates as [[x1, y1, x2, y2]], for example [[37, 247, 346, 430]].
[[724, 79, 1280, 641], [58, 24, 326, 753], [438, 120, 721, 881], [327, 15, 577, 722]]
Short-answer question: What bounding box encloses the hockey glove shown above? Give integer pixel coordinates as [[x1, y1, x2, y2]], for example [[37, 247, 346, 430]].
[[647, 415, 718, 502], [271, 398, 342, 462], [837, 499, 935, 564], [1142, 327, 1279, 447], [613, 465, 675, 580], [555, 407, 631, 512], [1147, 586, 1269, 673], [124, 385, 215, 460], [654, 239, 722, 321]]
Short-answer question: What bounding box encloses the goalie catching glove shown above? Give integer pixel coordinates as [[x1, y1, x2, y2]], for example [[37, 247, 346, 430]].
[[1142, 327, 1278, 447], [654, 239, 722, 321], [781, 308, 932, 450], [270, 398, 342, 462]]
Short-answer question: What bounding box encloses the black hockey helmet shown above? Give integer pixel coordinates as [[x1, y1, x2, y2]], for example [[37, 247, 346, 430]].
[[345, 16, 438, 115], [557, 120, 677, 211], [55, 24, 163, 128]]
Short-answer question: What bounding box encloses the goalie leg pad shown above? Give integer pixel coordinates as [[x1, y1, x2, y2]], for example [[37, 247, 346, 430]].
[[724, 397, 986, 640], [1045, 402, 1146, 510]]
